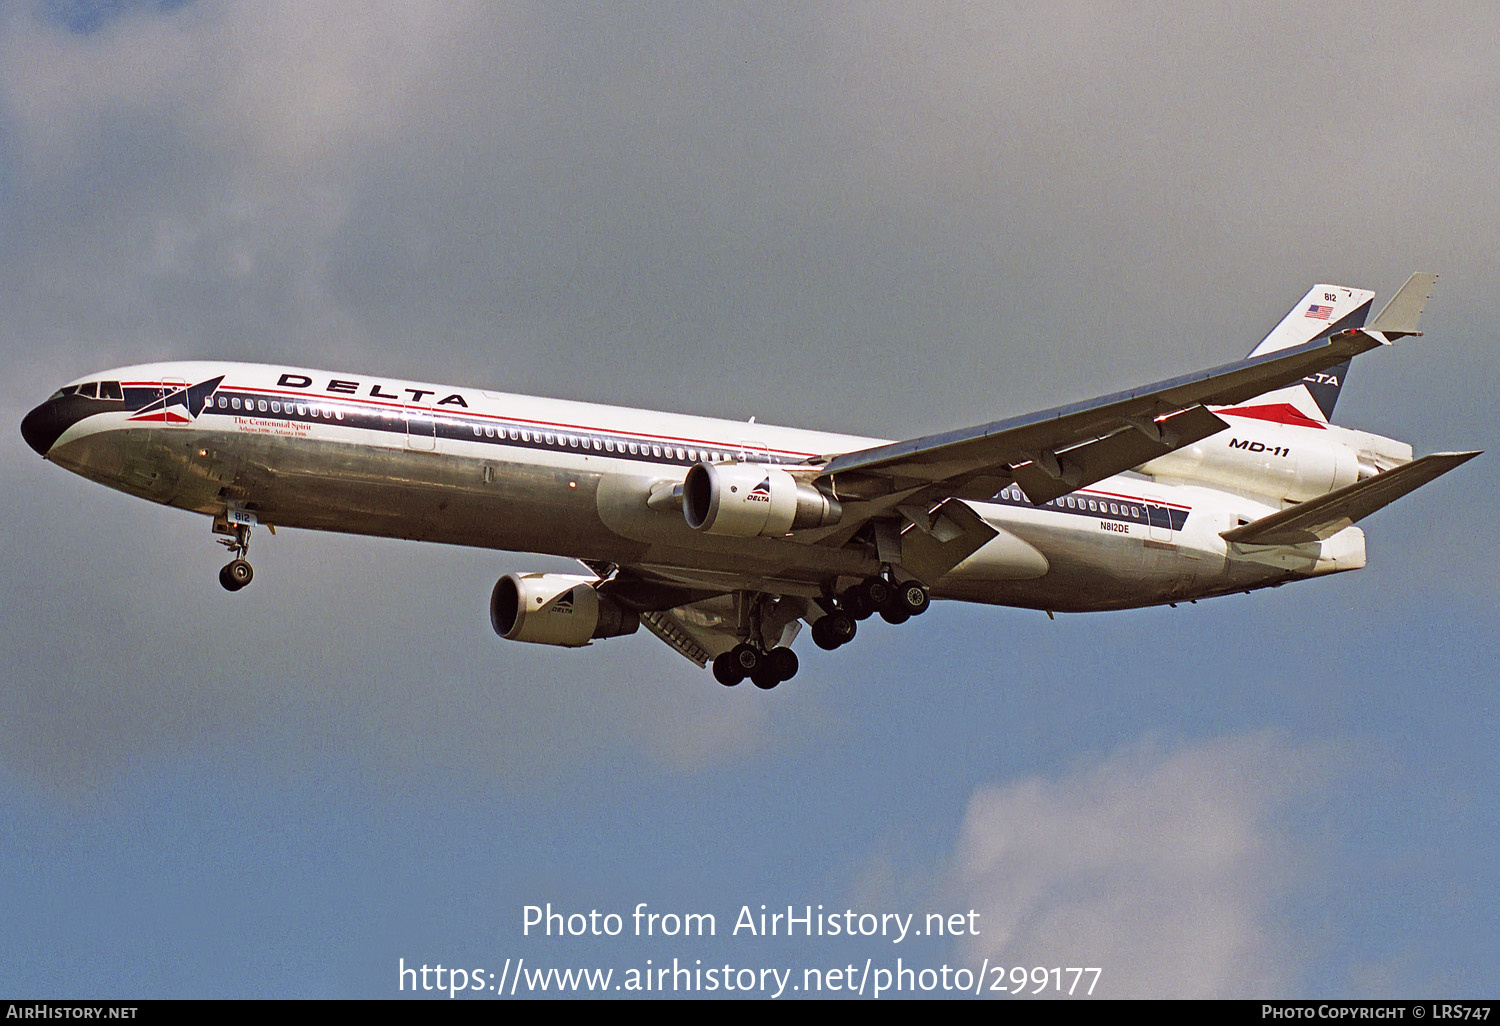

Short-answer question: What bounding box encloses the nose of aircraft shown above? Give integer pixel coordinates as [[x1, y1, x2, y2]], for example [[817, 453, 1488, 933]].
[[21, 396, 76, 456]]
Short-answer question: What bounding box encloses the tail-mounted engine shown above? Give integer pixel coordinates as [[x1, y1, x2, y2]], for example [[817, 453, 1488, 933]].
[[682, 462, 842, 538], [1139, 424, 1362, 502], [489, 573, 639, 647]]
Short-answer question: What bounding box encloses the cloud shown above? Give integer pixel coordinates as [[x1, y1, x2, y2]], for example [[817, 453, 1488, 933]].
[[940, 732, 1347, 998]]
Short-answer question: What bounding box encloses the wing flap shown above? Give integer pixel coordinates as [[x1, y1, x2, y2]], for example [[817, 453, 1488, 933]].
[[639, 609, 717, 666], [897, 498, 999, 583], [1222, 451, 1479, 546]]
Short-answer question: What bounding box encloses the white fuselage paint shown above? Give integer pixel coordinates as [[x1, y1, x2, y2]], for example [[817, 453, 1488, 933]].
[[39, 361, 1394, 613]]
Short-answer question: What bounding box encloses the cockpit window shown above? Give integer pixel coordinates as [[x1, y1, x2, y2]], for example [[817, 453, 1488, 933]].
[[99, 381, 123, 401], [78, 382, 98, 399]]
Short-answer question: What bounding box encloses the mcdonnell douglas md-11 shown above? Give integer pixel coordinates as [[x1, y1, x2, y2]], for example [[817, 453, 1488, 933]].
[[21, 273, 1478, 689]]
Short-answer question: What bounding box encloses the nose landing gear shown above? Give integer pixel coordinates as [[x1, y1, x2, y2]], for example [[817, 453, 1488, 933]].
[[213, 514, 256, 592]]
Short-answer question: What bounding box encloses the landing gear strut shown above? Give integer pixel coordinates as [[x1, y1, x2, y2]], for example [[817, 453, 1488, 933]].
[[216, 520, 254, 592]]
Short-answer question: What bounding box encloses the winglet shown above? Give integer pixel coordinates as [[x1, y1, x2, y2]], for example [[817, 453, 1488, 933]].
[[1367, 272, 1438, 338]]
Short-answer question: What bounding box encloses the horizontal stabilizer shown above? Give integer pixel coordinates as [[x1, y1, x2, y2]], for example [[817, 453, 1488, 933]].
[[1367, 272, 1438, 338], [1222, 451, 1479, 546]]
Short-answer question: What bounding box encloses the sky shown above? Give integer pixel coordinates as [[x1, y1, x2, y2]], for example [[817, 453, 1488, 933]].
[[1, 0, 1496, 1000]]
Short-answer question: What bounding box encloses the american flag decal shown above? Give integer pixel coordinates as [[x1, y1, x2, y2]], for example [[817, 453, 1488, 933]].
[[1304, 304, 1333, 320]]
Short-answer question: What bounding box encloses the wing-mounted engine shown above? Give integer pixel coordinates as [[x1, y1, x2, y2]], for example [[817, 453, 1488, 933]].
[[489, 573, 639, 647], [682, 462, 842, 538]]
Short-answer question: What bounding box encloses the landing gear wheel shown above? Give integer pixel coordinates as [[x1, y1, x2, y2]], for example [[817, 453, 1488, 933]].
[[750, 662, 781, 689], [712, 652, 744, 687], [842, 583, 874, 621], [863, 576, 894, 609], [219, 558, 253, 592], [897, 581, 931, 616], [730, 643, 761, 676], [878, 604, 910, 625], [766, 647, 798, 683], [812, 611, 856, 650]]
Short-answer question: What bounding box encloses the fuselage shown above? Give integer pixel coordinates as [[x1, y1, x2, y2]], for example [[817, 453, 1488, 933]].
[[22, 360, 1412, 614]]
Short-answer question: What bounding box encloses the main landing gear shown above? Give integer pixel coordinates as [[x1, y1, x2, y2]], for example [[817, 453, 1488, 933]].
[[712, 574, 932, 690], [215, 520, 255, 592], [712, 644, 799, 690], [811, 574, 930, 652]]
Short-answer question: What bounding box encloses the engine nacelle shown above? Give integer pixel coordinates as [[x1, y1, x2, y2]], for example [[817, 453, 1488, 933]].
[[682, 462, 842, 538], [1139, 425, 1359, 502], [489, 573, 639, 647]]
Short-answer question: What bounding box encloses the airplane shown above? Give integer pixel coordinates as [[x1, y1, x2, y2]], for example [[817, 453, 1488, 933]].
[[20, 272, 1478, 690]]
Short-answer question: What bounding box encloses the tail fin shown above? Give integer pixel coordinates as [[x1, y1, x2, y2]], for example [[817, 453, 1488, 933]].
[[1243, 284, 1375, 422]]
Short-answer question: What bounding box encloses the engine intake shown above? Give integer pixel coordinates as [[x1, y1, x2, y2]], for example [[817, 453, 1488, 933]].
[[682, 462, 842, 538], [490, 573, 639, 647]]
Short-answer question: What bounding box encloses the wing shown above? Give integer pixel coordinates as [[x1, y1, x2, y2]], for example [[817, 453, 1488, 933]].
[[818, 328, 1404, 508]]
